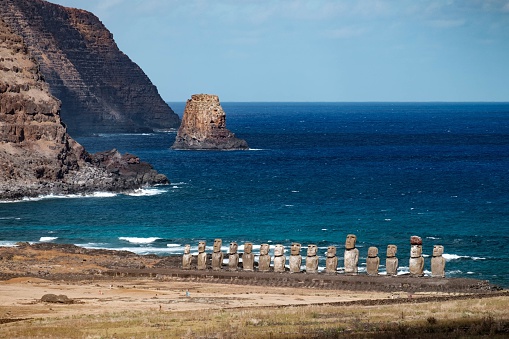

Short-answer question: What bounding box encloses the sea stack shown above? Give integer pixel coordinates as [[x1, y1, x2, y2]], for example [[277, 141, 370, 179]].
[[172, 94, 249, 150], [0, 18, 168, 200]]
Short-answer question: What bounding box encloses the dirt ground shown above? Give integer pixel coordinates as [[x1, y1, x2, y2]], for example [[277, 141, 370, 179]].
[[0, 243, 506, 325]]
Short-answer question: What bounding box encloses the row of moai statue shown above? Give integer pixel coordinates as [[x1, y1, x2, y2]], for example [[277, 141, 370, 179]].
[[181, 235, 446, 277]]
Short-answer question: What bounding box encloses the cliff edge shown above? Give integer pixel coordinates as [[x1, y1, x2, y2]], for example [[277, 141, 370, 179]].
[[0, 0, 180, 135], [0, 18, 168, 200], [172, 94, 249, 150]]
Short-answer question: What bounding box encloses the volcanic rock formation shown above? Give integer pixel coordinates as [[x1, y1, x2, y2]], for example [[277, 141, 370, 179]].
[[172, 94, 249, 150], [0, 18, 168, 200], [0, 0, 180, 135]]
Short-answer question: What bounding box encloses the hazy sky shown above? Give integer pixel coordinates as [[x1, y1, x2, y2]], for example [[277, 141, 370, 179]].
[[49, 0, 508, 102]]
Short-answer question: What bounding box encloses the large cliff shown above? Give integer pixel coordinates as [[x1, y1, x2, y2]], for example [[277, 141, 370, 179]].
[[172, 94, 248, 150], [0, 18, 168, 200], [0, 0, 180, 135]]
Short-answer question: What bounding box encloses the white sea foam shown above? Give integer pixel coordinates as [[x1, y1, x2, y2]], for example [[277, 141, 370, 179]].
[[39, 237, 58, 242], [426, 236, 440, 240], [442, 253, 485, 261], [126, 188, 167, 197], [119, 237, 161, 244], [166, 243, 181, 248], [0, 241, 18, 247]]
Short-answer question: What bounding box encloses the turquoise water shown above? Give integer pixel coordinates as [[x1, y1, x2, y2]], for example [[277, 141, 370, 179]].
[[1, 103, 508, 286]]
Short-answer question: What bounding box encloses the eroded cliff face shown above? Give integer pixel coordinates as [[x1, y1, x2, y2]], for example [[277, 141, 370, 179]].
[[0, 0, 180, 135], [172, 94, 248, 150], [0, 18, 168, 200]]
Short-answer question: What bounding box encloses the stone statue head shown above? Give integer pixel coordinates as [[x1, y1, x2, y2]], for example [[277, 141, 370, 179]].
[[198, 241, 206, 253], [307, 244, 317, 257], [386, 244, 397, 257], [213, 238, 222, 253], [410, 244, 422, 258], [229, 242, 238, 254], [345, 234, 357, 250], [291, 243, 301, 255], [244, 242, 253, 254], [260, 243, 270, 255], [368, 246, 378, 258], [274, 244, 284, 257], [184, 244, 191, 254], [327, 246, 337, 257], [433, 245, 444, 257]]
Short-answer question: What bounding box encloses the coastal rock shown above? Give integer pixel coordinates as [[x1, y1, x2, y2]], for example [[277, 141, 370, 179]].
[[172, 94, 249, 150], [0, 18, 168, 200], [0, 0, 180, 135]]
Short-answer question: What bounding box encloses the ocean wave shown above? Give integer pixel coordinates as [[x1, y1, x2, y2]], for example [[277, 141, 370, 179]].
[[426, 236, 440, 240], [39, 237, 58, 242], [125, 188, 167, 197], [0, 241, 18, 247], [119, 237, 161, 244], [443, 253, 486, 261], [15, 192, 119, 202]]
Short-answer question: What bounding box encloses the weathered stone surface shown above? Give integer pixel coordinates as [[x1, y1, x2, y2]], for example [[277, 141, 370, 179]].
[[182, 244, 192, 270], [366, 246, 380, 276], [325, 246, 338, 274], [289, 243, 302, 273], [197, 241, 207, 270], [228, 242, 239, 271], [409, 243, 425, 277], [305, 244, 319, 274], [385, 244, 399, 276], [41, 294, 73, 304], [258, 243, 271, 272], [344, 234, 359, 274], [242, 242, 254, 271], [410, 235, 423, 245], [273, 244, 285, 273], [211, 238, 223, 271], [0, 0, 180, 135], [431, 245, 446, 278], [0, 18, 168, 200], [172, 94, 249, 150]]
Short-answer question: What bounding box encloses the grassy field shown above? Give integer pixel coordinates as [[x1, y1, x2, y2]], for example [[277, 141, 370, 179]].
[[2, 295, 508, 338]]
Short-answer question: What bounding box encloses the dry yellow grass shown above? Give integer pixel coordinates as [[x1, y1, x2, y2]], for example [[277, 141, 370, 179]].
[[1, 294, 508, 338]]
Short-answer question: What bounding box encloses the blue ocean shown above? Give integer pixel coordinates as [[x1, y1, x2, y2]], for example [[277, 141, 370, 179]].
[[1, 103, 508, 287]]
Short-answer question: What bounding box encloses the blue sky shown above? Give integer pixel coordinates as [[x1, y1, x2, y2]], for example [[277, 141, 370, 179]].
[[50, 0, 508, 102]]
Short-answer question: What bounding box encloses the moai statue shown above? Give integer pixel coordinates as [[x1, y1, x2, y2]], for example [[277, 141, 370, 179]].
[[273, 244, 286, 273], [306, 244, 319, 273], [228, 242, 239, 271], [385, 244, 398, 276], [366, 246, 380, 276], [289, 243, 302, 273], [344, 234, 359, 274], [325, 246, 338, 274], [211, 238, 223, 271], [242, 242, 255, 271], [182, 244, 192, 270], [431, 245, 445, 278], [409, 236, 424, 277], [258, 243, 271, 272], [197, 241, 207, 270]]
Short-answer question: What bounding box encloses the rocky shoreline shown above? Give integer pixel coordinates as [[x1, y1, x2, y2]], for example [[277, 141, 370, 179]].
[[0, 17, 168, 201]]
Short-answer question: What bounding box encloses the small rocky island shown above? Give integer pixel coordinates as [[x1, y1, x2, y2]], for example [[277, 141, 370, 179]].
[[172, 94, 249, 150], [0, 18, 168, 200]]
